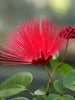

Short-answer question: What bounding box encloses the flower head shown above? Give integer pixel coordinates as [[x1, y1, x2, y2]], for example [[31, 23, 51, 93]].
[[0, 17, 72, 65], [59, 25, 75, 39]]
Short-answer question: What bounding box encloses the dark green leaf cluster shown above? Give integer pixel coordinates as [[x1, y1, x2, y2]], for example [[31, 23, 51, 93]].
[[0, 61, 75, 100], [50, 59, 73, 77], [0, 73, 33, 100]]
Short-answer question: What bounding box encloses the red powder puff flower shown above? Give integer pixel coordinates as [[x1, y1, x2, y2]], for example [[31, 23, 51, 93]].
[[59, 25, 75, 39], [0, 17, 73, 65]]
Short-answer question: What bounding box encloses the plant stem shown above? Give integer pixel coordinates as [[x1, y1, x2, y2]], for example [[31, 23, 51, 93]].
[[46, 40, 69, 94], [44, 64, 54, 84], [26, 90, 36, 97], [46, 80, 51, 95], [57, 40, 69, 68], [51, 40, 69, 78]]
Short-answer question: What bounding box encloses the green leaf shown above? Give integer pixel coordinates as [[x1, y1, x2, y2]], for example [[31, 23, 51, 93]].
[[50, 59, 60, 69], [0, 72, 33, 89], [0, 72, 33, 99], [0, 88, 25, 99], [47, 94, 75, 100], [55, 68, 61, 77], [33, 98, 36, 100], [50, 59, 73, 77], [46, 94, 60, 100], [10, 97, 29, 100], [54, 80, 64, 94], [62, 95, 75, 100], [34, 85, 53, 95], [63, 70, 75, 91], [35, 96, 46, 100], [50, 59, 61, 77], [61, 63, 73, 75]]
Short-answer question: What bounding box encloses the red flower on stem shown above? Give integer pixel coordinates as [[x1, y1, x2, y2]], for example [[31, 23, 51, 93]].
[[0, 17, 73, 65]]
